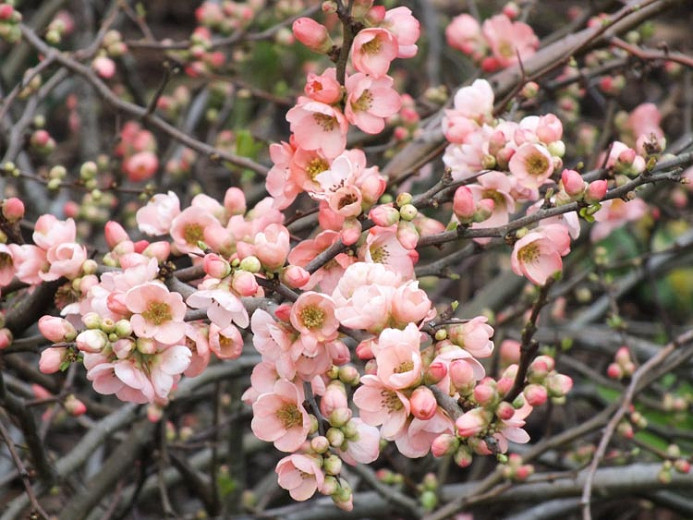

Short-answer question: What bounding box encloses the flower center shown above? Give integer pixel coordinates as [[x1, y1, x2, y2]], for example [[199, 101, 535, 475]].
[[183, 223, 205, 245], [306, 157, 329, 181], [276, 402, 303, 429], [361, 36, 382, 56], [519, 242, 540, 263], [313, 113, 338, 132], [337, 192, 358, 210], [352, 90, 373, 112], [369, 245, 389, 263], [142, 301, 172, 325], [481, 189, 506, 208], [0, 252, 13, 269], [526, 153, 549, 177], [394, 360, 414, 374], [498, 40, 515, 58], [381, 389, 404, 412], [300, 306, 325, 329]]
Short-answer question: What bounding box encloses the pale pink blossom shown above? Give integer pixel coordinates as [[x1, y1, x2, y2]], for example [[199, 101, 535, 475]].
[[445, 14, 483, 57], [286, 97, 348, 158], [292, 17, 332, 53], [251, 379, 311, 452], [186, 284, 249, 330], [241, 361, 279, 405], [208, 323, 243, 359], [362, 227, 415, 279], [290, 291, 339, 343], [353, 374, 410, 439], [42, 242, 87, 281], [170, 205, 220, 255], [8, 244, 48, 286], [125, 282, 187, 344], [136, 191, 181, 236], [390, 281, 434, 326], [351, 28, 399, 78], [266, 140, 301, 210], [591, 198, 648, 242], [395, 410, 455, 458], [305, 68, 341, 104], [345, 73, 401, 134], [449, 316, 495, 358], [511, 229, 567, 285], [253, 223, 290, 270], [339, 418, 381, 464], [375, 324, 423, 389], [383, 7, 420, 58], [509, 143, 554, 189], [33, 215, 76, 250], [276, 454, 325, 501], [123, 151, 158, 182], [481, 14, 538, 70]]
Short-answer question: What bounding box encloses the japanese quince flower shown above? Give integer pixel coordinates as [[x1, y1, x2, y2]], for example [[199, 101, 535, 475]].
[[125, 282, 186, 345], [276, 454, 325, 501], [251, 379, 311, 452]]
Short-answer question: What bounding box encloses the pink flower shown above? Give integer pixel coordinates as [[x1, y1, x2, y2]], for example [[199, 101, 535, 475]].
[[353, 374, 410, 439], [42, 242, 87, 281], [339, 418, 381, 464], [251, 379, 311, 452], [511, 229, 568, 285], [290, 291, 339, 343], [375, 324, 423, 389], [286, 97, 348, 158], [456, 407, 492, 437], [33, 215, 76, 250], [208, 323, 243, 359], [591, 198, 648, 242], [136, 191, 181, 236], [276, 454, 325, 501], [345, 73, 401, 134], [8, 244, 48, 286], [149, 344, 191, 399], [390, 281, 434, 326], [509, 143, 554, 189], [266, 140, 301, 210], [253, 223, 290, 270], [305, 68, 341, 104], [351, 28, 399, 78], [448, 316, 494, 358], [123, 151, 158, 182], [446, 14, 483, 57], [383, 7, 420, 58], [186, 284, 249, 330], [362, 227, 415, 279], [395, 410, 455, 458], [482, 14, 538, 70], [170, 205, 220, 255], [92, 56, 116, 78], [125, 282, 186, 344]]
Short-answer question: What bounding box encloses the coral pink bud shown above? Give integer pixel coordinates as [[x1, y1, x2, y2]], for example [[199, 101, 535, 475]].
[[396, 220, 419, 250], [232, 270, 259, 296], [473, 382, 497, 406], [454, 446, 473, 468], [0, 328, 12, 349], [561, 169, 585, 197], [530, 355, 555, 374], [320, 383, 348, 417], [585, 180, 608, 203], [425, 360, 448, 384], [124, 151, 158, 182], [340, 218, 362, 246], [32, 129, 52, 147], [104, 221, 130, 248], [431, 434, 459, 457], [524, 384, 548, 406], [456, 408, 490, 437], [39, 316, 77, 343], [2, 197, 24, 222], [369, 205, 400, 227], [281, 265, 311, 289], [224, 187, 246, 215], [536, 114, 563, 144], [453, 186, 475, 221], [274, 303, 292, 322], [92, 56, 116, 79], [360, 175, 387, 205], [502, 1, 520, 19], [607, 363, 623, 379], [674, 459, 691, 474], [366, 5, 386, 24], [39, 346, 68, 374], [292, 17, 333, 53], [496, 401, 515, 421], [450, 359, 475, 389], [203, 253, 231, 279], [0, 4, 15, 19], [142, 241, 170, 262], [515, 465, 534, 481], [499, 339, 521, 365], [32, 384, 53, 400], [410, 386, 437, 420], [64, 395, 87, 416], [547, 373, 573, 397], [355, 339, 375, 360]]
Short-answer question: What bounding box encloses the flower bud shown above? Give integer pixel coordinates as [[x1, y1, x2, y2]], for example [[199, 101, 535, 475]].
[[39, 346, 68, 374], [431, 433, 459, 457], [547, 373, 573, 397], [561, 169, 585, 197], [453, 186, 475, 222], [396, 220, 419, 250], [281, 264, 311, 289], [496, 401, 515, 421], [292, 17, 333, 53], [232, 270, 259, 296], [239, 255, 262, 273], [425, 360, 447, 384], [104, 221, 129, 248], [369, 205, 400, 227], [450, 359, 475, 389], [523, 384, 548, 406], [340, 218, 362, 246], [473, 198, 495, 223], [327, 427, 345, 448], [410, 386, 437, 420], [39, 316, 77, 343], [399, 204, 418, 221], [76, 329, 109, 353], [311, 436, 330, 454], [2, 197, 24, 222], [329, 407, 352, 428], [203, 253, 231, 279], [64, 394, 87, 416], [453, 446, 473, 467], [323, 454, 343, 476]]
